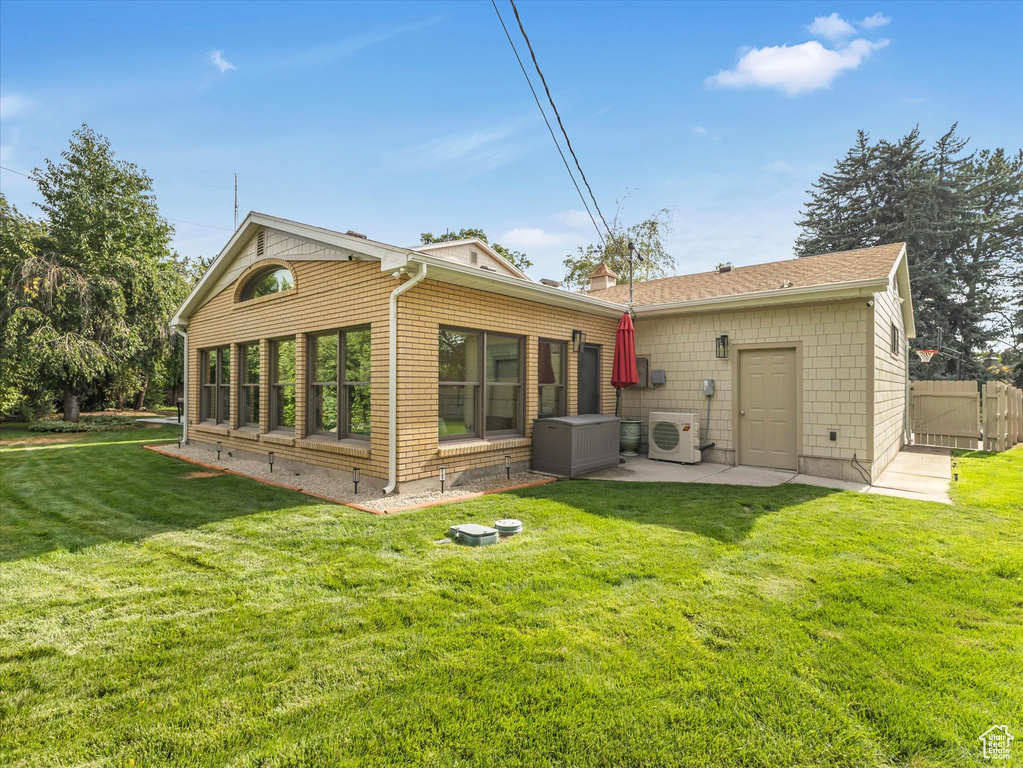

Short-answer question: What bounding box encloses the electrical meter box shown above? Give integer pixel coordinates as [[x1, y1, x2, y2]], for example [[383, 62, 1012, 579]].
[[702, 379, 715, 396]]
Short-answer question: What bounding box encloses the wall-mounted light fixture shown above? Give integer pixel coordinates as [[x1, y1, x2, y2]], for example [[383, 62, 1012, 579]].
[[268, 451, 275, 473], [439, 466, 447, 493], [715, 334, 729, 359], [572, 330, 586, 353], [352, 466, 361, 495]]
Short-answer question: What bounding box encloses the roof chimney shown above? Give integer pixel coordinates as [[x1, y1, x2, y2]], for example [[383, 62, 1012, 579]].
[[588, 264, 618, 292], [717, 263, 732, 274]]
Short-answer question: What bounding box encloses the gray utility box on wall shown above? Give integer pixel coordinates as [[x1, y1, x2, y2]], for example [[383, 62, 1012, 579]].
[[531, 414, 622, 477]]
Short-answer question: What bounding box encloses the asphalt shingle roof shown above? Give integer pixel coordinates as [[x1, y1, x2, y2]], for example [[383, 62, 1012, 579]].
[[586, 242, 906, 306]]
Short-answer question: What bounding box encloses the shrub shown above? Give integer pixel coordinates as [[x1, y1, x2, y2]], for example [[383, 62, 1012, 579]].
[[27, 415, 144, 433]]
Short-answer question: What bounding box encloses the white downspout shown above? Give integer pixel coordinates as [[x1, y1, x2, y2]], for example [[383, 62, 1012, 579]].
[[174, 325, 189, 444], [385, 264, 428, 494]]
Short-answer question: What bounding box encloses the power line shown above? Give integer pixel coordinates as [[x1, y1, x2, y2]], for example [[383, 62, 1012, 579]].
[[1, 164, 232, 231], [490, 0, 606, 252], [508, 0, 619, 254], [0, 164, 35, 179]]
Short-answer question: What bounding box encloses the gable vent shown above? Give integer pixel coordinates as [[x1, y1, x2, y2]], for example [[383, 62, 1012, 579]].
[[256, 230, 266, 257]]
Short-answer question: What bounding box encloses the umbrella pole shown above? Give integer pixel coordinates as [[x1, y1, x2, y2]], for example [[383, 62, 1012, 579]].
[[615, 387, 621, 417]]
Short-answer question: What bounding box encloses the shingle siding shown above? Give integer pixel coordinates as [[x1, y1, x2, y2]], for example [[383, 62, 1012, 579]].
[[872, 283, 908, 479], [622, 299, 872, 476]]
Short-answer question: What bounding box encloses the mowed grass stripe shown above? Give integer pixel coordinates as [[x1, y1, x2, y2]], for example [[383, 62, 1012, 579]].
[[1, 424, 1020, 767]]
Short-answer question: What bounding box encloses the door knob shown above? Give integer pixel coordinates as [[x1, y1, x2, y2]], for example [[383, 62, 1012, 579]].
[[740, 410, 745, 415]]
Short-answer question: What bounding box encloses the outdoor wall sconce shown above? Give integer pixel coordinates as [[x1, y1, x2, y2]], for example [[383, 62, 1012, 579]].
[[572, 330, 586, 353], [715, 335, 729, 359], [352, 466, 361, 495], [268, 451, 275, 473], [439, 466, 447, 493], [505, 454, 512, 480], [216, 441, 222, 461]]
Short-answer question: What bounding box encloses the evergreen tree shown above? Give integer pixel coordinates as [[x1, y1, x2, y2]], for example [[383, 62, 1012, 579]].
[[795, 125, 1021, 380]]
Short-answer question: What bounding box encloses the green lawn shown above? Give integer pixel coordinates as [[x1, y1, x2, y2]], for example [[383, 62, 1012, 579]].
[[1, 424, 1021, 767]]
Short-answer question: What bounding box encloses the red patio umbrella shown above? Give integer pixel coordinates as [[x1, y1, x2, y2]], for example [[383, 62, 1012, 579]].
[[611, 312, 639, 416]]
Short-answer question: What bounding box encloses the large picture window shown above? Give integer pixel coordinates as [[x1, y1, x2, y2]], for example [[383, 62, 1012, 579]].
[[271, 338, 296, 431], [438, 328, 522, 439], [308, 328, 371, 439], [538, 339, 567, 418], [239, 343, 260, 426], [201, 347, 230, 424]]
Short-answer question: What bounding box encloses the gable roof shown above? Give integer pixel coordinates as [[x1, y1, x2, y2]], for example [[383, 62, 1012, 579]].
[[588, 243, 906, 305], [409, 237, 530, 280], [587, 242, 913, 335], [170, 212, 624, 327]]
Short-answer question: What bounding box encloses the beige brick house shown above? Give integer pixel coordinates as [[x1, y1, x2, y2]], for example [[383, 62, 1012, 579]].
[[171, 212, 913, 490]]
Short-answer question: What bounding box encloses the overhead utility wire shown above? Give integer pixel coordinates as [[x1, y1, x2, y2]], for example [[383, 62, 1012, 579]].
[[1, 164, 232, 231], [490, 0, 606, 252], [508, 0, 619, 253]]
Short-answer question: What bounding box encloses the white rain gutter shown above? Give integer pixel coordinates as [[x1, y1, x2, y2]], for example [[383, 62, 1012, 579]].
[[173, 325, 189, 444], [384, 263, 428, 494]]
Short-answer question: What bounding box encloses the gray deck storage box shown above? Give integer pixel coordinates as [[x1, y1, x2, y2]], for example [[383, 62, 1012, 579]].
[[532, 414, 622, 477]]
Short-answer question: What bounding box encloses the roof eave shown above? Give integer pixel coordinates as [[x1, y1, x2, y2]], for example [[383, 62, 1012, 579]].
[[407, 254, 625, 317], [631, 277, 889, 317]]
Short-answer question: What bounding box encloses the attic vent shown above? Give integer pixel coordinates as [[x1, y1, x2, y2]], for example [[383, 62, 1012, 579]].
[[256, 230, 266, 257], [346, 230, 368, 239], [470, 251, 478, 265], [540, 278, 563, 288], [780, 280, 793, 288]]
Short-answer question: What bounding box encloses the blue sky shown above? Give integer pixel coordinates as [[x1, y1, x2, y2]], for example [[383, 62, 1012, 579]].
[[2, 1, 1020, 281]]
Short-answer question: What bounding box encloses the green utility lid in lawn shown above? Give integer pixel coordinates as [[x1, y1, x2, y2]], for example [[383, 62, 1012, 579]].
[[448, 523, 499, 546]]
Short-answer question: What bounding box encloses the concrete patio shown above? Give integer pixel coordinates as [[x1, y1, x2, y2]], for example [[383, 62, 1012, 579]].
[[581, 444, 952, 504]]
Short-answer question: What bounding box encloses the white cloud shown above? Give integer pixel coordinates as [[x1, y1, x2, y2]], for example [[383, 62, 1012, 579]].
[[0, 92, 34, 121], [808, 13, 857, 40], [390, 123, 525, 177], [706, 37, 889, 96], [500, 227, 579, 248], [762, 159, 798, 174], [209, 49, 236, 73], [693, 125, 709, 135], [550, 209, 595, 229], [859, 12, 891, 29]]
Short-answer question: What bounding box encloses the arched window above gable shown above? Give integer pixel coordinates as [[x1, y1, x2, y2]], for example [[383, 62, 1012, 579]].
[[238, 265, 295, 302]]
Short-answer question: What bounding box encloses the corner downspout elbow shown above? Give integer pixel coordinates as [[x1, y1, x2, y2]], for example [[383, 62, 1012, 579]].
[[385, 264, 427, 494]]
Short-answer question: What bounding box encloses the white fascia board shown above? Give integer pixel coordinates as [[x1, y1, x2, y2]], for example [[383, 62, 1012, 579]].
[[631, 277, 889, 318], [886, 244, 916, 338], [408, 254, 625, 317], [169, 211, 413, 327], [410, 238, 531, 280]]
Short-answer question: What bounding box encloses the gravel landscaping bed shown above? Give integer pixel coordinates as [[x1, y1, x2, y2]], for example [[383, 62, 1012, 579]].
[[152, 441, 551, 512]]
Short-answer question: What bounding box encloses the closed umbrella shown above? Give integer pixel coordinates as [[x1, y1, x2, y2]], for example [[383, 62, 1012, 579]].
[[611, 312, 638, 416]]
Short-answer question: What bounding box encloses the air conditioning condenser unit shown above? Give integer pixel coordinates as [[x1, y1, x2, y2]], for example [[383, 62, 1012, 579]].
[[648, 412, 701, 464]]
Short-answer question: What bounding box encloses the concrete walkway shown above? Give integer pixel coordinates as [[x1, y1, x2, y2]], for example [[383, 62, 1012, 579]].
[[136, 416, 182, 425], [582, 445, 952, 504]]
